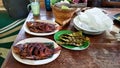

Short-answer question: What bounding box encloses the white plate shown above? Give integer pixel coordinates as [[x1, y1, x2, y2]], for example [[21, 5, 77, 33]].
[[23, 20, 60, 36], [73, 15, 105, 35], [12, 37, 61, 65], [73, 22, 104, 35]]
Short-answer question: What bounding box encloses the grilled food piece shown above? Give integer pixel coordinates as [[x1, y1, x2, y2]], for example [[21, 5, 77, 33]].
[[13, 42, 61, 60], [26, 21, 56, 33], [57, 31, 90, 46]]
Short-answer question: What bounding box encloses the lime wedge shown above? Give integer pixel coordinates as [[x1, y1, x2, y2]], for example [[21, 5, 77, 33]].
[[61, 5, 69, 10]]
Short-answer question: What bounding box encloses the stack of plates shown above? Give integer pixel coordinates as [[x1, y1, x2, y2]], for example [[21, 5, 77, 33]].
[[73, 8, 114, 35], [73, 15, 107, 35]]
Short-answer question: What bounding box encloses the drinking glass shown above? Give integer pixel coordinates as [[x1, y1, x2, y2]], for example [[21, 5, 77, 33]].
[[28, 0, 40, 17]]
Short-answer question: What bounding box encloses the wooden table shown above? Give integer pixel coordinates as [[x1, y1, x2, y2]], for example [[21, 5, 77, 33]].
[[1, 3, 120, 68]]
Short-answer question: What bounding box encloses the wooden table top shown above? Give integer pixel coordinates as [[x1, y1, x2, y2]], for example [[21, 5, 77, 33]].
[[1, 2, 120, 68]]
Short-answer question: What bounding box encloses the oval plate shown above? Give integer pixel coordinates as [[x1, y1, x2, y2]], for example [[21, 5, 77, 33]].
[[54, 30, 90, 50], [23, 20, 60, 36], [12, 37, 61, 65]]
